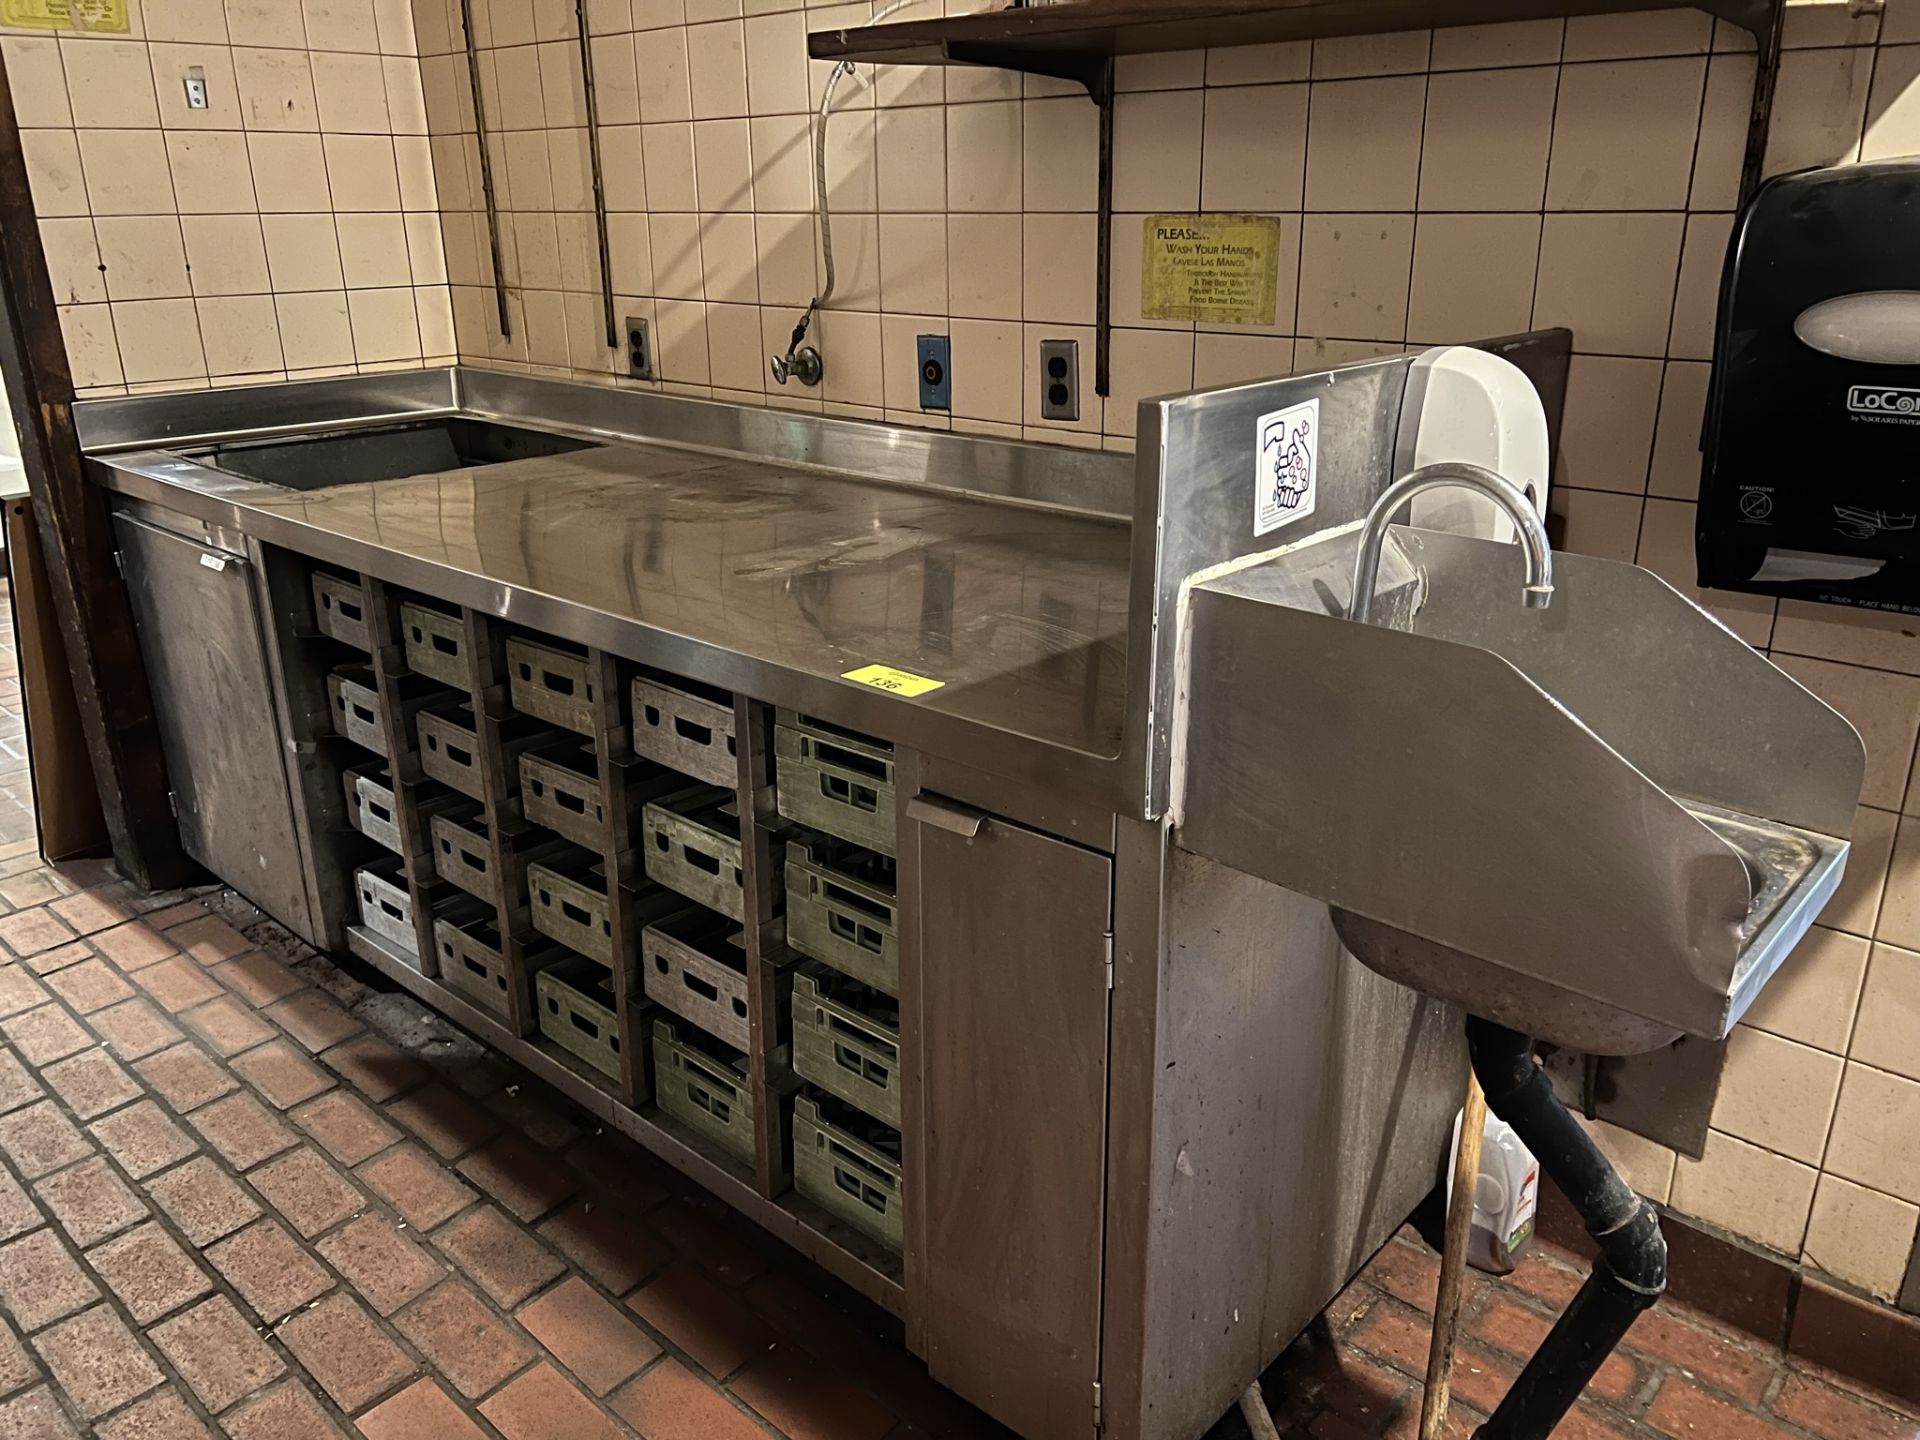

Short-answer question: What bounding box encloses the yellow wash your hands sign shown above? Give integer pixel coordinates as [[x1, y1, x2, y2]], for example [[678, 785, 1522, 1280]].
[[1140, 214, 1282, 327], [2, 0, 129, 29]]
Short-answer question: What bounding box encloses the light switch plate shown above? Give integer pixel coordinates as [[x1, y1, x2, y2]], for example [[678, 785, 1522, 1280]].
[[917, 334, 950, 410]]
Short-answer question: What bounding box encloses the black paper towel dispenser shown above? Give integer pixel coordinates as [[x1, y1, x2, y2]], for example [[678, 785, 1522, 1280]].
[[1698, 160, 1920, 613]]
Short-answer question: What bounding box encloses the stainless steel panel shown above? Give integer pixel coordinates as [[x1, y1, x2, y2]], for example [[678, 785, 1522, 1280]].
[[77, 369, 458, 453], [112, 513, 313, 936], [913, 801, 1110, 1440]]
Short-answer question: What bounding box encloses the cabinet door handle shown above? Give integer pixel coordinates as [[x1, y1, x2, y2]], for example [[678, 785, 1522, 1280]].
[[907, 794, 986, 839]]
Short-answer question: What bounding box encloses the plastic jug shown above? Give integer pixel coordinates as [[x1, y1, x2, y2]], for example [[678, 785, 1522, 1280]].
[[1447, 1106, 1540, 1275]]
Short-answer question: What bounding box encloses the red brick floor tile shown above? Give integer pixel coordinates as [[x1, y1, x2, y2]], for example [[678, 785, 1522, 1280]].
[[395, 1280, 536, 1399], [386, 1082, 497, 1160], [207, 1218, 333, 1322], [1471, 1296, 1641, 1404], [29, 1304, 163, 1418], [318, 1034, 425, 1104], [248, 1148, 365, 1239], [132, 959, 223, 1016], [88, 1102, 196, 1180], [314, 1214, 442, 1317], [434, 1205, 566, 1308], [185, 1092, 295, 1171], [130, 1045, 233, 1114], [143, 904, 207, 932], [479, 1361, 624, 1440], [538, 1199, 669, 1298], [1645, 1373, 1799, 1438], [0, 969, 51, 1022], [210, 953, 301, 1010], [517, 1276, 661, 1395], [34, 1157, 146, 1247], [0, 1006, 89, 1067], [91, 922, 176, 972], [231, 1040, 332, 1112], [292, 1091, 399, 1166], [1503, 1250, 1590, 1311], [47, 892, 129, 939], [20, 943, 90, 979], [0, 1230, 98, 1330], [150, 1295, 286, 1413], [626, 1262, 774, 1380], [0, 1172, 44, 1245], [85, 1223, 213, 1325], [42, 959, 133, 1015], [93, 1387, 212, 1440], [355, 1378, 489, 1440], [263, 992, 362, 1055], [651, 1195, 772, 1288], [456, 1136, 576, 1224], [221, 1380, 346, 1440], [730, 1345, 898, 1440], [0, 1386, 80, 1439], [611, 1356, 769, 1440], [275, 1292, 415, 1413], [358, 1143, 474, 1229], [0, 1316, 36, 1395], [0, 1101, 91, 1180], [167, 916, 250, 970], [0, 876, 64, 910], [1626, 1304, 1780, 1405], [146, 1157, 260, 1247], [40, 1049, 138, 1121], [178, 996, 273, 1058], [90, 1001, 186, 1064], [0, 1051, 40, 1116], [1770, 1370, 1918, 1440], [0, 910, 77, 959]]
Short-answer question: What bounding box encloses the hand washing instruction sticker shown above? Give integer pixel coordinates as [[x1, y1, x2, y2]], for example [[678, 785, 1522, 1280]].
[[0, 0, 128, 29], [843, 664, 945, 698], [1254, 398, 1318, 537]]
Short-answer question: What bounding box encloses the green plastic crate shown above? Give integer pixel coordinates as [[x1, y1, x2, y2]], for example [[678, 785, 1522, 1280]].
[[641, 906, 754, 1050], [527, 861, 614, 963], [507, 637, 597, 733], [311, 570, 370, 649], [774, 713, 896, 857], [652, 1018, 756, 1165], [536, 955, 624, 1080], [794, 1093, 903, 1253], [793, 964, 900, 1127], [401, 600, 468, 688], [434, 913, 511, 1017], [642, 785, 749, 920], [631, 674, 738, 787], [785, 838, 899, 995]]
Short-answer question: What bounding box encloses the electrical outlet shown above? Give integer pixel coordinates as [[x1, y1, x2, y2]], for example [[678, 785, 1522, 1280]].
[[625, 315, 653, 380], [1040, 338, 1078, 422], [916, 334, 951, 410]]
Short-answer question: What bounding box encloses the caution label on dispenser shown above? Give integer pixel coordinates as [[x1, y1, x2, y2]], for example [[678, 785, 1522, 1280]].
[[843, 664, 945, 698], [1141, 214, 1282, 326], [0, 0, 128, 30]]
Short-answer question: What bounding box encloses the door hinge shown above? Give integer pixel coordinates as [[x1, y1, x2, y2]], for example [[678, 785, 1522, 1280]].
[[1092, 1379, 1104, 1430], [111, 548, 124, 577], [1103, 932, 1114, 991]]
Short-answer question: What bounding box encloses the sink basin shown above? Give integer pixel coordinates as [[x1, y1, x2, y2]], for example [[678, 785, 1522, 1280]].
[[187, 417, 592, 491]]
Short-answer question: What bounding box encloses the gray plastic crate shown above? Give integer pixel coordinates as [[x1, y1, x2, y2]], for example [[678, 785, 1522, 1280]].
[[785, 839, 899, 995], [795, 1093, 903, 1253], [434, 913, 511, 1016], [344, 766, 463, 854], [536, 956, 624, 1081], [355, 858, 416, 954], [328, 666, 387, 757], [642, 786, 753, 920], [641, 906, 756, 1050], [402, 600, 469, 688], [774, 713, 896, 857], [417, 707, 482, 797], [793, 965, 900, 1127], [631, 675, 737, 786], [527, 861, 613, 962], [311, 571, 371, 649], [507, 637, 598, 733], [653, 1018, 756, 1166], [521, 747, 603, 849], [431, 810, 574, 907]]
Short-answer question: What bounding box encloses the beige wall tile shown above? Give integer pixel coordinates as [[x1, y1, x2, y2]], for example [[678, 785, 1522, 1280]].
[[306, 0, 382, 52], [1783, 0, 1884, 49], [748, 113, 808, 211], [1804, 1174, 1920, 1301], [1712, 1024, 1844, 1164], [197, 293, 284, 374], [1556, 355, 1661, 495], [1852, 942, 1920, 1082], [81, 128, 180, 215], [822, 103, 875, 211], [949, 318, 1021, 423], [347, 286, 421, 360], [58, 304, 123, 387], [1552, 488, 1644, 563], [1022, 96, 1098, 213], [415, 285, 455, 356], [226, 0, 307, 47], [234, 47, 320, 130], [1583, 1116, 1677, 1203], [539, 41, 586, 128], [873, 103, 943, 213], [1670, 1128, 1817, 1255], [111, 297, 209, 383], [1764, 45, 1874, 173], [1647, 360, 1711, 499], [1022, 213, 1096, 327], [1564, 8, 1712, 59], [1826, 805, 1895, 940], [816, 307, 881, 407], [699, 211, 759, 304], [276, 290, 356, 367], [513, 210, 561, 287], [1405, 214, 1541, 345], [946, 100, 1021, 213], [1194, 333, 1294, 389], [489, 45, 544, 130], [21, 130, 90, 218], [1693, 54, 1758, 210], [875, 213, 942, 316], [1106, 328, 1195, 440], [2, 37, 72, 127], [249, 132, 334, 215], [1635, 497, 1776, 646], [649, 211, 702, 298], [1668, 213, 1733, 362], [1200, 85, 1306, 213], [1888, 0, 1920, 43], [947, 213, 1020, 321], [1312, 29, 1430, 78], [685, 19, 745, 119], [1430, 19, 1564, 69], [635, 26, 691, 121], [1546, 57, 1706, 209], [1774, 655, 1920, 811], [1418, 67, 1558, 211], [61, 37, 161, 128], [181, 213, 271, 294], [692, 117, 752, 210], [262, 212, 347, 289], [1776, 602, 1920, 678], [1204, 41, 1309, 86], [1112, 89, 1202, 212], [38, 218, 105, 305], [166, 131, 257, 213], [653, 296, 708, 382], [1742, 925, 1870, 1054], [325, 134, 402, 209], [742, 9, 805, 116], [402, 212, 446, 284], [312, 51, 392, 132], [1533, 213, 1686, 358], [642, 122, 697, 209], [1863, 43, 1920, 160], [337, 211, 412, 286], [1825, 1062, 1920, 1201], [1305, 74, 1425, 212], [1296, 214, 1413, 343], [148, 0, 232, 43], [394, 135, 437, 208]]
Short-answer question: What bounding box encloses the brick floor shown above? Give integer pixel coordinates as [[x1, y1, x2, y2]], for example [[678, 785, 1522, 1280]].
[[0, 868, 1914, 1439]]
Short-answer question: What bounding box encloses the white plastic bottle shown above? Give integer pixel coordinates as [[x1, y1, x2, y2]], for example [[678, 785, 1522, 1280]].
[[1447, 1107, 1540, 1275]]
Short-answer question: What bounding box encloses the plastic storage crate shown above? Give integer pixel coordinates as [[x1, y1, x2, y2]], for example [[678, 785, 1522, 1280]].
[[653, 1018, 756, 1165], [507, 637, 598, 733], [527, 860, 682, 963], [434, 913, 512, 1017], [631, 675, 737, 786], [417, 707, 482, 797], [401, 600, 469, 688], [793, 965, 900, 1127], [431, 809, 575, 907], [785, 838, 900, 995], [311, 570, 371, 649], [795, 1093, 903, 1253], [774, 713, 896, 856], [642, 786, 753, 920], [641, 906, 755, 1050], [355, 858, 416, 954], [344, 766, 463, 855], [328, 666, 387, 757], [536, 955, 624, 1080], [521, 747, 605, 849]]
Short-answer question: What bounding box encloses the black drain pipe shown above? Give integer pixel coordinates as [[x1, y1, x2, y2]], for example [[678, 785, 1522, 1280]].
[[1465, 1017, 1668, 1440]]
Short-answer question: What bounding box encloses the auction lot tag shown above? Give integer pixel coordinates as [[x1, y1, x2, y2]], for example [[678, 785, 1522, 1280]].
[[843, 664, 945, 698]]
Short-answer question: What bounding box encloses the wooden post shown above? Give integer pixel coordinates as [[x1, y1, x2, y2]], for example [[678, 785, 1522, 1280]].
[[0, 53, 191, 888], [1421, 1069, 1489, 1440]]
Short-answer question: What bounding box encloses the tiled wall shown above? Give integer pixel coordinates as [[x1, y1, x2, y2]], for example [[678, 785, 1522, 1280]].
[[1, 0, 455, 392]]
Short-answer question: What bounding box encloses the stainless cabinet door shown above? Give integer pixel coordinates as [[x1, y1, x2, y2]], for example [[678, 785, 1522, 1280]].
[[913, 796, 1111, 1440], [112, 514, 311, 934]]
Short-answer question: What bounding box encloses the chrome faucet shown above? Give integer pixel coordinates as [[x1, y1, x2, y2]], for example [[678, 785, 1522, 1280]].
[[1348, 460, 1554, 623]]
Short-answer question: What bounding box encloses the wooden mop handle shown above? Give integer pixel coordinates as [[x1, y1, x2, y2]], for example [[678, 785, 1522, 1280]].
[[1421, 1067, 1489, 1440]]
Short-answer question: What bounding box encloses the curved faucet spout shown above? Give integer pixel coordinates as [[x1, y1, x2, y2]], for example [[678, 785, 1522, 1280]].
[[1348, 461, 1554, 624]]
